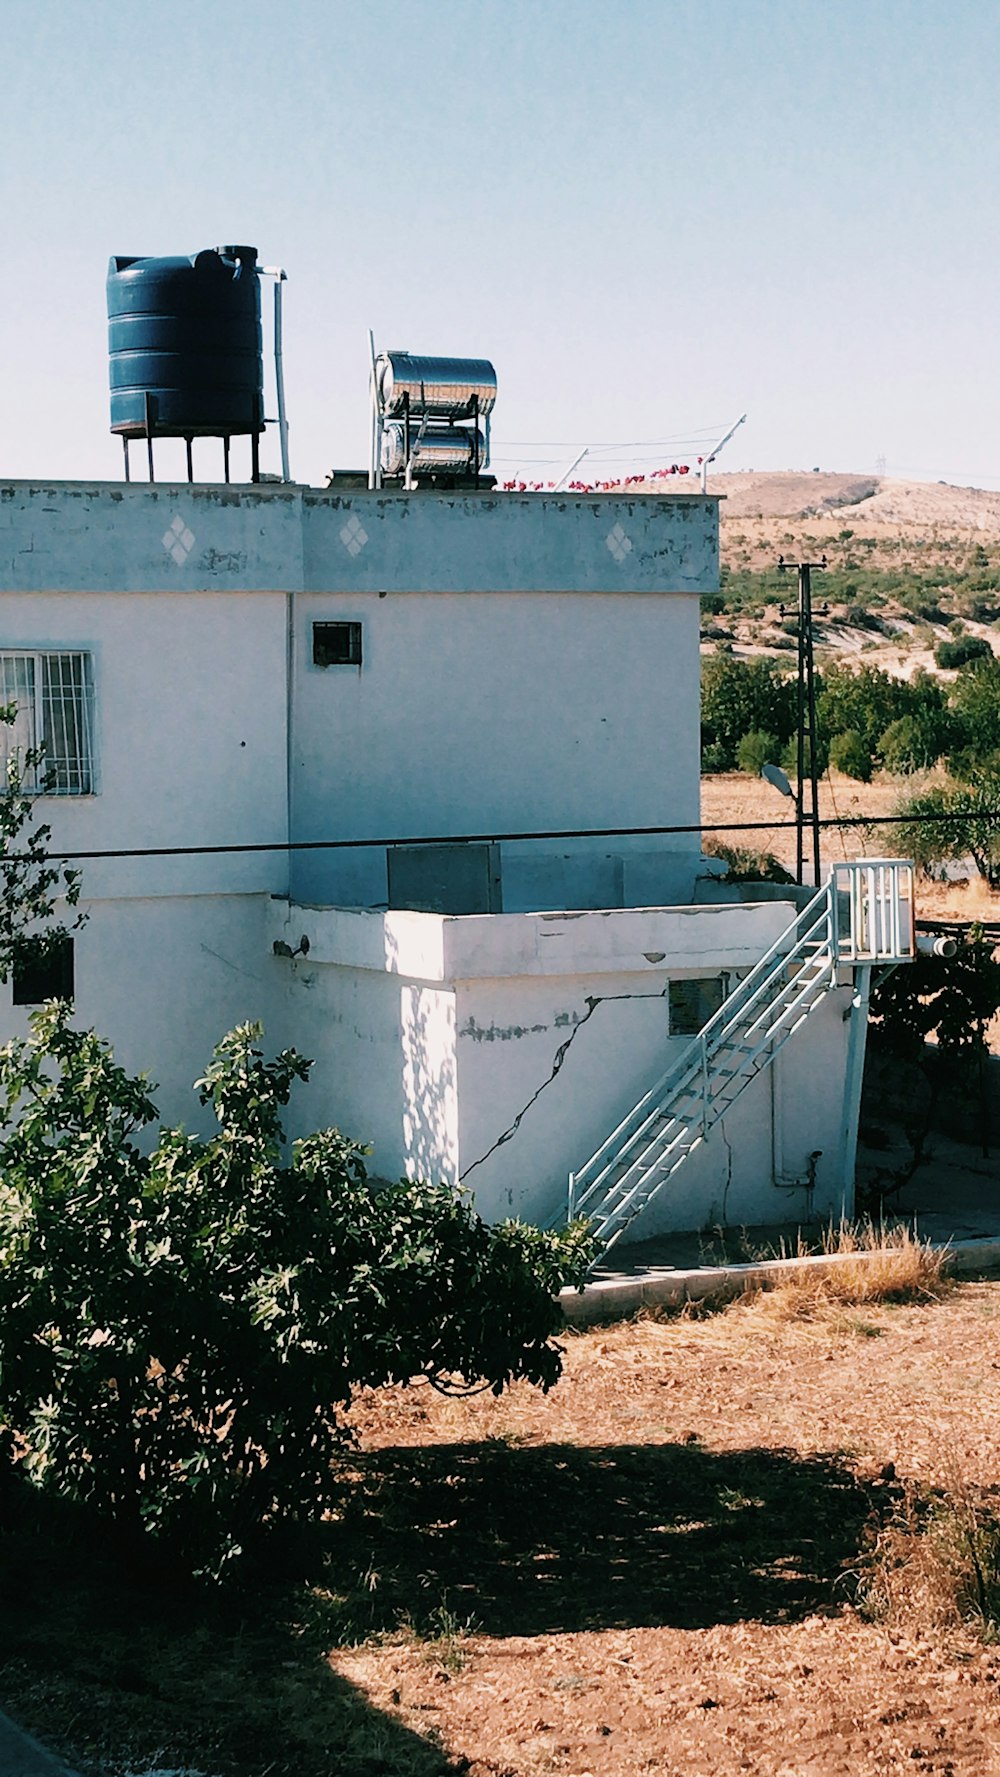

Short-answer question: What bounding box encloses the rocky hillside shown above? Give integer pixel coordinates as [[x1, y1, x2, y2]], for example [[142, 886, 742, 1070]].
[[689, 471, 1000, 679]]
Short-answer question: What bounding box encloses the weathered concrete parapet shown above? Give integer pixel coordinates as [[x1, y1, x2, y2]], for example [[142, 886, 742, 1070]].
[[1, 482, 719, 598], [268, 897, 798, 982], [302, 488, 719, 595]]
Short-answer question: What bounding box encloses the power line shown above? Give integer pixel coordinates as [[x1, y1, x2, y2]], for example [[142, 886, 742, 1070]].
[[19, 804, 1000, 868]]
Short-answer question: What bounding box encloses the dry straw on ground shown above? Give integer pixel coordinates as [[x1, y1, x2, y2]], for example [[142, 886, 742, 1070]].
[[731, 1221, 951, 1320]]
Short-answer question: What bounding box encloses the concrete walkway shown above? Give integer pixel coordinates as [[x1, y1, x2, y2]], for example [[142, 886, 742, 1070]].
[[0, 1713, 79, 1777]]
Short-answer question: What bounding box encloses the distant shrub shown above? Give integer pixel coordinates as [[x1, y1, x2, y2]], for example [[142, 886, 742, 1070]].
[[737, 729, 780, 776], [701, 741, 730, 774], [900, 591, 947, 624], [780, 730, 830, 778], [935, 636, 993, 670], [879, 715, 945, 774], [845, 604, 888, 633], [829, 729, 873, 782]]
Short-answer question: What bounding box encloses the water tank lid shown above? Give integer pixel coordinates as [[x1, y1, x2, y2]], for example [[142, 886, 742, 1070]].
[[216, 244, 258, 264]]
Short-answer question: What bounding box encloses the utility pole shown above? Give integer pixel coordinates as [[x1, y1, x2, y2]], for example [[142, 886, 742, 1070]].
[[777, 554, 827, 887]]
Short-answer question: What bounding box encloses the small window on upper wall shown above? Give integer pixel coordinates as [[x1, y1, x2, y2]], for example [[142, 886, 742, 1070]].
[[313, 622, 362, 668], [13, 935, 75, 1005]]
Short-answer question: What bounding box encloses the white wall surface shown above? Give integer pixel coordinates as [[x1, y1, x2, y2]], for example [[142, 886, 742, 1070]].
[[289, 589, 702, 907], [452, 973, 854, 1234], [265, 898, 859, 1238], [0, 887, 862, 1240], [0, 589, 288, 900], [2, 482, 717, 914], [270, 961, 460, 1186], [0, 484, 849, 1239], [0, 893, 279, 1136]]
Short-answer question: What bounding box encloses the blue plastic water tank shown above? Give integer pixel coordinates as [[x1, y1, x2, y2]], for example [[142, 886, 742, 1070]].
[[107, 245, 263, 438]]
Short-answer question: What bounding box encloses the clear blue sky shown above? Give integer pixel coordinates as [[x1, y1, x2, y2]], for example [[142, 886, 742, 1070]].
[[5, 0, 1000, 488]]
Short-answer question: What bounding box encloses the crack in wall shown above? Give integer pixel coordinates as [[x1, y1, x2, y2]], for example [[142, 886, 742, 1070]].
[[458, 986, 669, 1183]]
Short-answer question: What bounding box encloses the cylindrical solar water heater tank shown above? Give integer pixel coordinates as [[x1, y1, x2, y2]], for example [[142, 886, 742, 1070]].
[[107, 245, 263, 438], [376, 353, 497, 419], [381, 423, 486, 477]]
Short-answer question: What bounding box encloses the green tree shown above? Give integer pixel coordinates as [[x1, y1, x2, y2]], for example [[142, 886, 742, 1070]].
[[0, 1013, 597, 1577], [736, 729, 779, 776], [948, 657, 1000, 764], [701, 654, 796, 769], [894, 771, 1000, 889], [879, 713, 947, 774], [865, 931, 1000, 1198], [0, 702, 83, 981], [829, 729, 873, 782]]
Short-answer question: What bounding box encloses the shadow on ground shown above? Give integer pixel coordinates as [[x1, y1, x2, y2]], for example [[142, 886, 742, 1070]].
[[0, 1440, 892, 1777], [325, 1437, 887, 1640], [0, 1473, 455, 1777]]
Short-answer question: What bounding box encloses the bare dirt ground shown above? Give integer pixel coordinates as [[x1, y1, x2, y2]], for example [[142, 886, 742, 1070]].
[[8, 1285, 1000, 1777], [699, 769, 1000, 931], [332, 1287, 1000, 1777]]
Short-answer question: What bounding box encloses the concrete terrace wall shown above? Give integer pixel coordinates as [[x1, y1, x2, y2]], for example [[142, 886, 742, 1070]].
[[266, 898, 851, 1236]]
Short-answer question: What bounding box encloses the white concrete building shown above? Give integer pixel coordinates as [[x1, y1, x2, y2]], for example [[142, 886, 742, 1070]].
[[0, 479, 911, 1246]]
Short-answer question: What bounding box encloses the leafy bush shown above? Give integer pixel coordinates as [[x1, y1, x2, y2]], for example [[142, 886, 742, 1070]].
[[845, 604, 888, 633], [780, 733, 829, 778], [700, 741, 730, 774], [828, 729, 873, 782], [935, 636, 993, 670], [0, 1013, 598, 1577], [893, 772, 1000, 889], [736, 729, 780, 776], [701, 839, 794, 885]]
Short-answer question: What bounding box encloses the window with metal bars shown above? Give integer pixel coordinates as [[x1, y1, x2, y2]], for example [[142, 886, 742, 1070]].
[[312, 622, 363, 667], [0, 653, 96, 794]]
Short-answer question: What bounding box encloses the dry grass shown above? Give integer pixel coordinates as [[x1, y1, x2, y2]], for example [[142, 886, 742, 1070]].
[[860, 1464, 1000, 1638], [700, 769, 918, 882], [732, 1221, 951, 1321]]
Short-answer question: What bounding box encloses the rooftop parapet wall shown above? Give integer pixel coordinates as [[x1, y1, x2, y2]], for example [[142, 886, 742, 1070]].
[[302, 490, 719, 595], [0, 483, 719, 598]]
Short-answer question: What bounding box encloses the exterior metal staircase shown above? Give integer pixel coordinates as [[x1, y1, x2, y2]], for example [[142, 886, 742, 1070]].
[[566, 860, 915, 1253]]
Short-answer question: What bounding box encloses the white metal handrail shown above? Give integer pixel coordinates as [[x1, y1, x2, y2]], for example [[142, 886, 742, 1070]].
[[831, 859, 915, 964], [565, 860, 915, 1246]]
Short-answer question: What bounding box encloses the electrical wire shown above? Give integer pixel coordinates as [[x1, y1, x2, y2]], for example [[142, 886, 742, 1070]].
[[17, 805, 1000, 868]]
